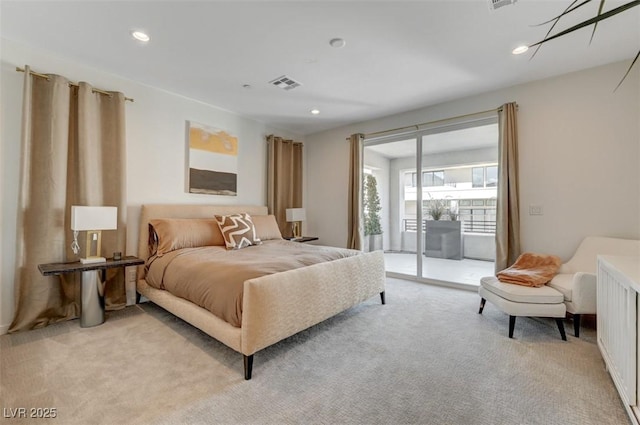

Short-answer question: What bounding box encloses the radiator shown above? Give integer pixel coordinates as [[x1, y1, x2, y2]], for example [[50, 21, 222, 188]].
[[597, 255, 639, 425]]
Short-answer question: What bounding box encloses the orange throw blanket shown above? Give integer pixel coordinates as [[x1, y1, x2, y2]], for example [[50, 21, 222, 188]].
[[497, 252, 562, 287]]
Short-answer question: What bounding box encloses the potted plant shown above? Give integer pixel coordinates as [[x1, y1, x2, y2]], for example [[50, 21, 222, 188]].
[[428, 198, 446, 221], [363, 174, 383, 252], [448, 204, 459, 221]]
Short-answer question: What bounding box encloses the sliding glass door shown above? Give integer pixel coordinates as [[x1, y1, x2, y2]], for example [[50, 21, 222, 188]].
[[418, 123, 498, 285], [363, 119, 498, 288], [364, 137, 418, 275]]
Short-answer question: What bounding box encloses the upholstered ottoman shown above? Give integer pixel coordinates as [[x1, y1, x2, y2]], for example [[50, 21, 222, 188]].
[[478, 276, 567, 340]]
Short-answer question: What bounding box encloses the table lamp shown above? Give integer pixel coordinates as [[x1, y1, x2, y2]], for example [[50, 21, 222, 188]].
[[71, 206, 117, 264], [285, 208, 306, 239]]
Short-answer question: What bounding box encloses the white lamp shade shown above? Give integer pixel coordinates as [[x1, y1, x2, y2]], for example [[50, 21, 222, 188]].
[[285, 208, 306, 222], [71, 206, 117, 231]]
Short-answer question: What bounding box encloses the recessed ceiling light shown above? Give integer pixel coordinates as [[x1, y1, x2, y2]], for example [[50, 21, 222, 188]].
[[512, 45, 529, 55], [131, 31, 150, 42], [329, 38, 346, 48], [310, 109, 320, 115]]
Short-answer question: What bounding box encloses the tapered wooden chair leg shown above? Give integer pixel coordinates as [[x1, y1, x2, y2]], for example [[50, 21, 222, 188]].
[[556, 318, 567, 341], [478, 298, 486, 314], [508, 316, 516, 338], [573, 314, 581, 338]]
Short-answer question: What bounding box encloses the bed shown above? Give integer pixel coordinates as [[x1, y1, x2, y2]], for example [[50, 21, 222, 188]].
[[136, 204, 386, 379]]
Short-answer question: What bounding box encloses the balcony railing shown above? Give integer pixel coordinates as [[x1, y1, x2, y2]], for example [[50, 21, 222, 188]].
[[403, 218, 496, 234]]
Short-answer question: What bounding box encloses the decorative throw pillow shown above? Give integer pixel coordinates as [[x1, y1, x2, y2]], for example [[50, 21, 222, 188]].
[[149, 218, 225, 257], [251, 215, 283, 241], [214, 213, 262, 250]]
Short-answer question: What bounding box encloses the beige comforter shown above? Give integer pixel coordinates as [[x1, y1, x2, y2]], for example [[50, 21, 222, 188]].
[[145, 240, 359, 327]]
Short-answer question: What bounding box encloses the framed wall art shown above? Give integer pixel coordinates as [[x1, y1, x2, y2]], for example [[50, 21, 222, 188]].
[[186, 121, 238, 196]]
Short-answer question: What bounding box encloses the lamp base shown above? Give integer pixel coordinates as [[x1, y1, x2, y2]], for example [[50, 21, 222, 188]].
[[292, 221, 302, 238], [80, 256, 107, 264]]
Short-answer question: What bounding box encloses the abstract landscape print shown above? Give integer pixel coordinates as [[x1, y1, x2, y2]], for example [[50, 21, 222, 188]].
[[187, 121, 238, 196]]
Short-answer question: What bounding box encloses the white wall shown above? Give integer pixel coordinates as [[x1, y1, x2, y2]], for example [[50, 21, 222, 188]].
[[0, 38, 302, 333], [306, 60, 640, 262]]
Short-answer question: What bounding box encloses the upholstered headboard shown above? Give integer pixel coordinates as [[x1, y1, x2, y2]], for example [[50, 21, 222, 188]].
[[136, 204, 269, 278]]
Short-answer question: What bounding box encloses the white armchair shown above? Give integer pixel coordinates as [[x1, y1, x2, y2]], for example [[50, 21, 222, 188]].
[[547, 236, 640, 337]]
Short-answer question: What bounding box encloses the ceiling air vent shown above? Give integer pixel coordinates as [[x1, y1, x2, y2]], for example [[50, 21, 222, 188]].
[[269, 75, 302, 91], [488, 0, 517, 11]]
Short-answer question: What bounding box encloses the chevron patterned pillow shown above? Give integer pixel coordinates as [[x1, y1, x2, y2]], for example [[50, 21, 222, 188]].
[[214, 213, 262, 250]]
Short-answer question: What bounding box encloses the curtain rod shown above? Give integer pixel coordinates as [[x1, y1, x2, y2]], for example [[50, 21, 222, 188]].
[[16, 67, 134, 103], [345, 105, 513, 141]]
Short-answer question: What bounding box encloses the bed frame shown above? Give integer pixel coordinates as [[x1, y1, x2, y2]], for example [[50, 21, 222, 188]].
[[136, 204, 386, 379]]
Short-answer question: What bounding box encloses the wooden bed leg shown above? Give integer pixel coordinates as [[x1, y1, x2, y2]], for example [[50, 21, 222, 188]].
[[135, 291, 141, 304], [244, 355, 254, 380], [380, 291, 386, 305]]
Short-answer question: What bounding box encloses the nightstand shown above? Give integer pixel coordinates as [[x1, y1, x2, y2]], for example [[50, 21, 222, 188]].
[[38, 256, 144, 328], [284, 236, 319, 243]]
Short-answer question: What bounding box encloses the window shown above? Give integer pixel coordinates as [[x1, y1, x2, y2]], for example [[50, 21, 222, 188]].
[[405, 170, 445, 187], [472, 167, 484, 188], [422, 170, 444, 187], [404, 172, 416, 187], [472, 165, 498, 188], [486, 166, 498, 187]]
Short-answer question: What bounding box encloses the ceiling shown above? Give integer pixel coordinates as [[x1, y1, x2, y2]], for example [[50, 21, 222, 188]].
[[1, 1, 638, 136]]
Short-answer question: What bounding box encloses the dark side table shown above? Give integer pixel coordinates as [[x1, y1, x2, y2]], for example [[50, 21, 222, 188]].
[[38, 256, 144, 328], [284, 236, 319, 243]]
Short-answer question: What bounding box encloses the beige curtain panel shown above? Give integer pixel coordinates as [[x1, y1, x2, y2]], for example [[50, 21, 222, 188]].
[[347, 133, 364, 250], [495, 102, 521, 272], [266, 135, 303, 238], [10, 66, 127, 332]]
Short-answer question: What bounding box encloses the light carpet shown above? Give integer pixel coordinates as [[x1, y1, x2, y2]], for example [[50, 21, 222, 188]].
[[0, 278, 630, 425]]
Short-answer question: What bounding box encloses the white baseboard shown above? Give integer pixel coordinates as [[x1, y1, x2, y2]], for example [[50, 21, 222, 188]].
[[0, 323, 9, 335]]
